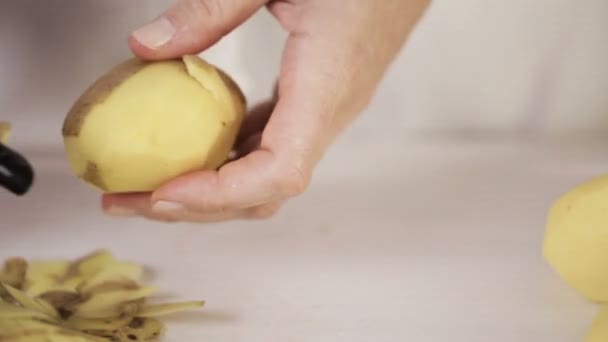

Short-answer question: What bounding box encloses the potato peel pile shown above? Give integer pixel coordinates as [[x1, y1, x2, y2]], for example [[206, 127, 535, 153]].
[[0, 250, 204, 341]]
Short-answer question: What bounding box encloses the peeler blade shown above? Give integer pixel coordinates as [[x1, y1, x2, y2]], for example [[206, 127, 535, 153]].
[[0, 143, 34, 195]]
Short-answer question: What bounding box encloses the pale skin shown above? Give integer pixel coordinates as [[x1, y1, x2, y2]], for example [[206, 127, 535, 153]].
[[102, 0, 431, 223]]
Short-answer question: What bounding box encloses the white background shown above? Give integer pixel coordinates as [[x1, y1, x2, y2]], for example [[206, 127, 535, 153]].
[[1, 1, 607, 341]]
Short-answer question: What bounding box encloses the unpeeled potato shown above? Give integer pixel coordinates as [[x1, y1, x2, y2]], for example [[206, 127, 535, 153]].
[[62, 55, 246, 193], [543, 174, 608, 302]]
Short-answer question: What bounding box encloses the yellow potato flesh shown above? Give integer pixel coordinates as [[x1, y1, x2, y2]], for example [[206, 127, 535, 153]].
[[63, 56, 244, 193], [543, 174, 608, 302], [586, 305, 608, 342], [0, 121, 10, 144]]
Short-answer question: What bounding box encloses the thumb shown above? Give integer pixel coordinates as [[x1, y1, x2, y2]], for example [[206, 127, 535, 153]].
[[129, 0, 267, 60]]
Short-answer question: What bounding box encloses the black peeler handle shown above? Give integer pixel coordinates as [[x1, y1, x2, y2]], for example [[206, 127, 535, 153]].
[[0, 142, 34, 195]]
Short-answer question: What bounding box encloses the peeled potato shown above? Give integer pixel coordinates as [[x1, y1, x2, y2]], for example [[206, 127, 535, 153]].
[[586, 305, 608, 342], [62, 55, 246, 193], [543, 174, 608, 302]]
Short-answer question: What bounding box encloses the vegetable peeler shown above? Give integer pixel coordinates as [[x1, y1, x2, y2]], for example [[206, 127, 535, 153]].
[[0, 142, 34, 196]]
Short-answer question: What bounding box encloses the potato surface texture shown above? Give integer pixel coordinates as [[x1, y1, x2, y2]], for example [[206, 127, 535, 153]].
[[543, 174, 608, 302], [62, 55, 246, 193]]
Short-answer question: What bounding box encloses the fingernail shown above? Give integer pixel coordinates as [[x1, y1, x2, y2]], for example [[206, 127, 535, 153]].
[[152, 200, 185, 213], [132, 16, 175, 49], [105, 206, 136, 217]]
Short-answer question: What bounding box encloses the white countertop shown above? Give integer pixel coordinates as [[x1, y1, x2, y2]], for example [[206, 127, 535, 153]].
[[0, 1, 607, 340], [0, 134, 602, 341]]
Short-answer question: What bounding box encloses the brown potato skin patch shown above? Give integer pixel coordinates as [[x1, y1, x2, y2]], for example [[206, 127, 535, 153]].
[[62, 58, 148, 137], [82, 161, 105, 191]]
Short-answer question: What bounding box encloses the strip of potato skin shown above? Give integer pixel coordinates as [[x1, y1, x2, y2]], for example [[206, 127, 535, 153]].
[[0, 250, 206, 341]]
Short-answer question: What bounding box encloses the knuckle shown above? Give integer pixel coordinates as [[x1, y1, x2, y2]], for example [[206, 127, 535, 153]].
[[272, 165, 309, 197], [191, 0, 223, 18]]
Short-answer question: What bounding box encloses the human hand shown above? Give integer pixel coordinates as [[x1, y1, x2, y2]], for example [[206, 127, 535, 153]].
[[102, 0, 430, 223]]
